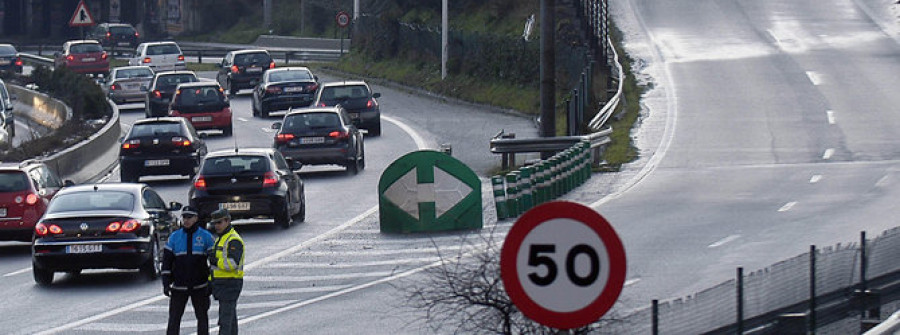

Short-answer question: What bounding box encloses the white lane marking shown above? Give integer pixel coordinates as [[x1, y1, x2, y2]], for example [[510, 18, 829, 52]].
[[876, 175, 890, 187], [806, 71, 823, 85], [241, 285, 352, 297], [244, 271, 397, 282], [237, 117, 249, 122], [809, 175, 823, 183], [708, 235, 740, 248], [624, 278, 641, 287], [3, 267, 30, 277], [826, 110, 835, 125], [383, 115, 431, 149], [778, 201, 797, 212], [263, 256, 441, 269], [823, 148, 835, 160]]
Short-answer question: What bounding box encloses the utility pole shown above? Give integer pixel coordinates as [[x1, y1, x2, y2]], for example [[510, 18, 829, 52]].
[[540, 0, 557, 154], [264, 0, 272, 29], [442, 0, 448, 80]]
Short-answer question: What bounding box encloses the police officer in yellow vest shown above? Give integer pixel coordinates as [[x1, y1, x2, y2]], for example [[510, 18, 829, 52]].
[[207, 209, 244, 335]]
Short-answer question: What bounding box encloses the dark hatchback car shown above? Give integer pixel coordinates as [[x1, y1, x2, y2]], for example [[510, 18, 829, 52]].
[[54, 40, 110, 76], [119, 117, 208, 182], [272, 107, 365, 174], [217, 49, 275, 95], [189, 148, 304, 229], [0, 44, 23, 74], [31, 183, 181, 286], [251, 67, 318, 118], [314, 81, 382, 136], [87, 23, 140, 52], [0, 161, 67, 242], [169, 82, 233, 136], [145, 70, 199, 117]]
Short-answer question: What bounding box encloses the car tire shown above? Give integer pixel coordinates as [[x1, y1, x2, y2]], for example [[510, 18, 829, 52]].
[[140, 238, 161, 280], [292, 193, 306, 223], [276, 199, 292, 229], [228, 80, 238, 96], [222, 124, 233, 136], [369, 122, 381, 137], [347, 158, 360, 175], [260, 103, 270, 118], [8, 123, 14, 137], [121, 169, 139, 183], [33, 263, 54, 287]]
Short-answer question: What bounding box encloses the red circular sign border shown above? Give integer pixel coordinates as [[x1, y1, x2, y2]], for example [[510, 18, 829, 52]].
[[336, 11, 351, 28], [500, 201, 626, 330]]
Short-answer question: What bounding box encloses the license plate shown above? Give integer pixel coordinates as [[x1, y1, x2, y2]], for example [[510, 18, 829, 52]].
[[300, 137, 325, 144], [82, 57, 96, 62], [220, 202, 250, 211], [68, 244, 102, 253], [144, 159, 170, 167], [126, 84, 140, 90], [246, 67, 262, 73], [284, 86, 304, 93], [0, 208, 6, 217], [0, 60, 9, 65], [192, 116, 212, 122], [118, 42, 129, 46]]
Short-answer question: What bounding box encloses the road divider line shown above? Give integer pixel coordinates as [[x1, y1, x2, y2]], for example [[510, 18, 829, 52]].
[[826, 110, 835, 124], [806, 71, 823, 85], [823, 148, 834, 160], [810, 175, 823, 183], [624, 278, 641, 287], [383, 115, 431, 150], [708, 234, 740, 248], [3, 267, 31, 277], [778, 201, 797, 212]]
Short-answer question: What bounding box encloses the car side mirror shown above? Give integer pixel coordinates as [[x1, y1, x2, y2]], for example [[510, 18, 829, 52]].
[[63, 180, 75, 187], [168, 201, 183, 211], [372, 93, 381, 99], [272, 122, 282, 129], [286, 159, 303, 171]]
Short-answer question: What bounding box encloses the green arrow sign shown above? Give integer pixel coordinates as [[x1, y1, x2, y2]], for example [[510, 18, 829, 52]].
[[379, 150, 482, 233]]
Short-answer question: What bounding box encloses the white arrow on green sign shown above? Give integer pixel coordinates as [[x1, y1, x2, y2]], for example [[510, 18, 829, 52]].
[[379, 150, 482, 233]]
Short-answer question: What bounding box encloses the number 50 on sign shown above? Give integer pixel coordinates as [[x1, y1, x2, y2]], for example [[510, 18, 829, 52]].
[[500, 201, 626, 330]]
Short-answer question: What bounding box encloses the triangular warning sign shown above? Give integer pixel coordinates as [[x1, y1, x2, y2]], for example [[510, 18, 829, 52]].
[[69, 0, 95, 27]]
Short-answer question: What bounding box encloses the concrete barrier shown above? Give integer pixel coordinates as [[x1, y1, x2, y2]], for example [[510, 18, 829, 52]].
[[9, 85, 120, 183]]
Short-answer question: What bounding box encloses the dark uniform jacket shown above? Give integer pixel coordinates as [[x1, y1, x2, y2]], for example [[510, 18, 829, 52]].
[[161, 224, 216, 291]]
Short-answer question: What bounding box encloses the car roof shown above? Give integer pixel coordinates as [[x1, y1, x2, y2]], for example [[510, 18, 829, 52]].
[[286, 106, 343, 117], [133, 117, 186, 125], [56, 183, 143, 196], [175, 82, 220, 89], [233, 49, 270, 55], [206, 148, 276, 158], [321, 81, 368, 88], [154, 70, 196, 77], [65, 40, 101, 45], [267, 66, 311, 73], [103, 23, 135, 28], [0, 43, 15, 48], [112, 65, 153, 72], [140, 41, 179, 47], [0, 160, 43, 171]]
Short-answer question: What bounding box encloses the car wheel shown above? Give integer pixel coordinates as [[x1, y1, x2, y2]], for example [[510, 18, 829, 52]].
[[293, 192, 306, 223], [369, 122, 381, 137], [222, 124, 233, 136], [228, 80, 238, 96], [140, 237, 161, 280], [260, 103, 270, 118], [8, 123, 15, 137], [276, 199, 292, 229], [121, 169, 139, 183], [347, 158, 360, 175], [145, 104, 152, 118], [33, 263, 54, 287]]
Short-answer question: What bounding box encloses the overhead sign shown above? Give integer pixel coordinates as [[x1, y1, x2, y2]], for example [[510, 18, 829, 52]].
[[69, 0, 96, 27], [336, 11, 351, 28], [500, 201, 626, 330], [379, 150, 482, 233]]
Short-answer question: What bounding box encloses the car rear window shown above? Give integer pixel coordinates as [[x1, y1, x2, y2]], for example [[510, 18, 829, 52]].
[[233, 53, 271, 65], [157, 74, 197, 89], [47, 191, 135, 213], [0, 45, 16, 54], [175, 86, 225, 105], [110, 26, 136, 35], [283, 112, 341, 132], [130, 122, 183, 137], [202, 156, 270, 174], [147, 44, 181, 55], [70, 43, 103, 54], [268, 70, 313, 83], [320, 85, 369, 101], [0, 171, 30, 192], [116, 68, 154, 79]]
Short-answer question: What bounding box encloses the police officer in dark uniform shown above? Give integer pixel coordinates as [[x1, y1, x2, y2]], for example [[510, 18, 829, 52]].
[[161, 206, 216, 335]]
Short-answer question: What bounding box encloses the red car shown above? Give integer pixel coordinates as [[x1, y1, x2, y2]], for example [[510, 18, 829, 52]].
[[168, 82, 234, 136], [54, 40, 110, 75], [0, 161, 69, 242]]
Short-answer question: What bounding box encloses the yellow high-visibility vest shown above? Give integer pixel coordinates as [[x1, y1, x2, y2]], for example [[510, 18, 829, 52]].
[[210, 228, 244, 279]]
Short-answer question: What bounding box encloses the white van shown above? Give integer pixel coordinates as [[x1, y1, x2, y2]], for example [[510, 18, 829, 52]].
[[129, 41, 187, 72]]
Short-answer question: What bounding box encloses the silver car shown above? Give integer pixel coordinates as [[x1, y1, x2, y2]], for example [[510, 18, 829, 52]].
[[103, 66, 155, 105]]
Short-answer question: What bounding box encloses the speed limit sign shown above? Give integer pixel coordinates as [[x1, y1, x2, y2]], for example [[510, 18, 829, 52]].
[[500, 201, 626, 329], [336, 11, 350, 28]]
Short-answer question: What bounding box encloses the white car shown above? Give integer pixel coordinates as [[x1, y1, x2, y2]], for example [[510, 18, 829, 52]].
[[129, 41, 187, 72]]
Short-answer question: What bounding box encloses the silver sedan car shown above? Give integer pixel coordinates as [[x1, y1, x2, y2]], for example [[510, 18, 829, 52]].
[[103, 66, 154, 105]]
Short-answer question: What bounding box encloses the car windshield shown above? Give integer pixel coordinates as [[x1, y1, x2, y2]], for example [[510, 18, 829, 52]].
[[283, 112, 341, 132], [268, 70, 312, 83], [110, 26, 135, 35], [201, 155, 270, 175], [70, 43, 103, 54], [176, 86, 225, 104], [130, 122, 183, 137], [0, 45, 16, 55], [147, 44, 181, 55], [47, 191, 135, 213], [234, 53, 271, 65], [320, 85, 369, 101], [0, 171, 30, 192], [116, 68, 154, 79], [157, 74, 197, 89]]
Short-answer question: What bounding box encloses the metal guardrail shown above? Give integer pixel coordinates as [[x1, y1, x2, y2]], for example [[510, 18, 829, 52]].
[[18, 53, 53, 67], [490, 127, 612, 170]]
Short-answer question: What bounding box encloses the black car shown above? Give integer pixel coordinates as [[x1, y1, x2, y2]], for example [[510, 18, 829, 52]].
[[313, 81, 382, 136], [272, 107, 365, 174], [145, 70, 199, 117], [119, 117, 208, 182], [87, 23, 140, 53], [31, 183, 181, 286], [217, 49, 275, 95], [189, 148, 305, 228], [0, 43, 22, 74], [251, 67, 318, 118]]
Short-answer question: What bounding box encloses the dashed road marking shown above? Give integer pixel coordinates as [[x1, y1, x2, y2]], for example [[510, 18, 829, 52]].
[[778, 201, 797, 212], [826, 110, 835, 124], [822, 148, 834, 160], [708, 234, 740, 248], [809, 175, 823, 183]]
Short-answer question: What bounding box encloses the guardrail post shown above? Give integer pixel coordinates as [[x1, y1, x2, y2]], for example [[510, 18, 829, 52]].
[[537, 162, 548, 204], [582, 141, 592, 180], [198, 50, 203, 64], [492, 175, 508, 220], [520, 167, 534, 212], [505, 172, 520, 217], [548, 157, 558, 200]]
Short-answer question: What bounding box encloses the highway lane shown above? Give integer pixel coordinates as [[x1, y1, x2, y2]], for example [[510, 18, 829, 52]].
[[596, 0, 900, 316]]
